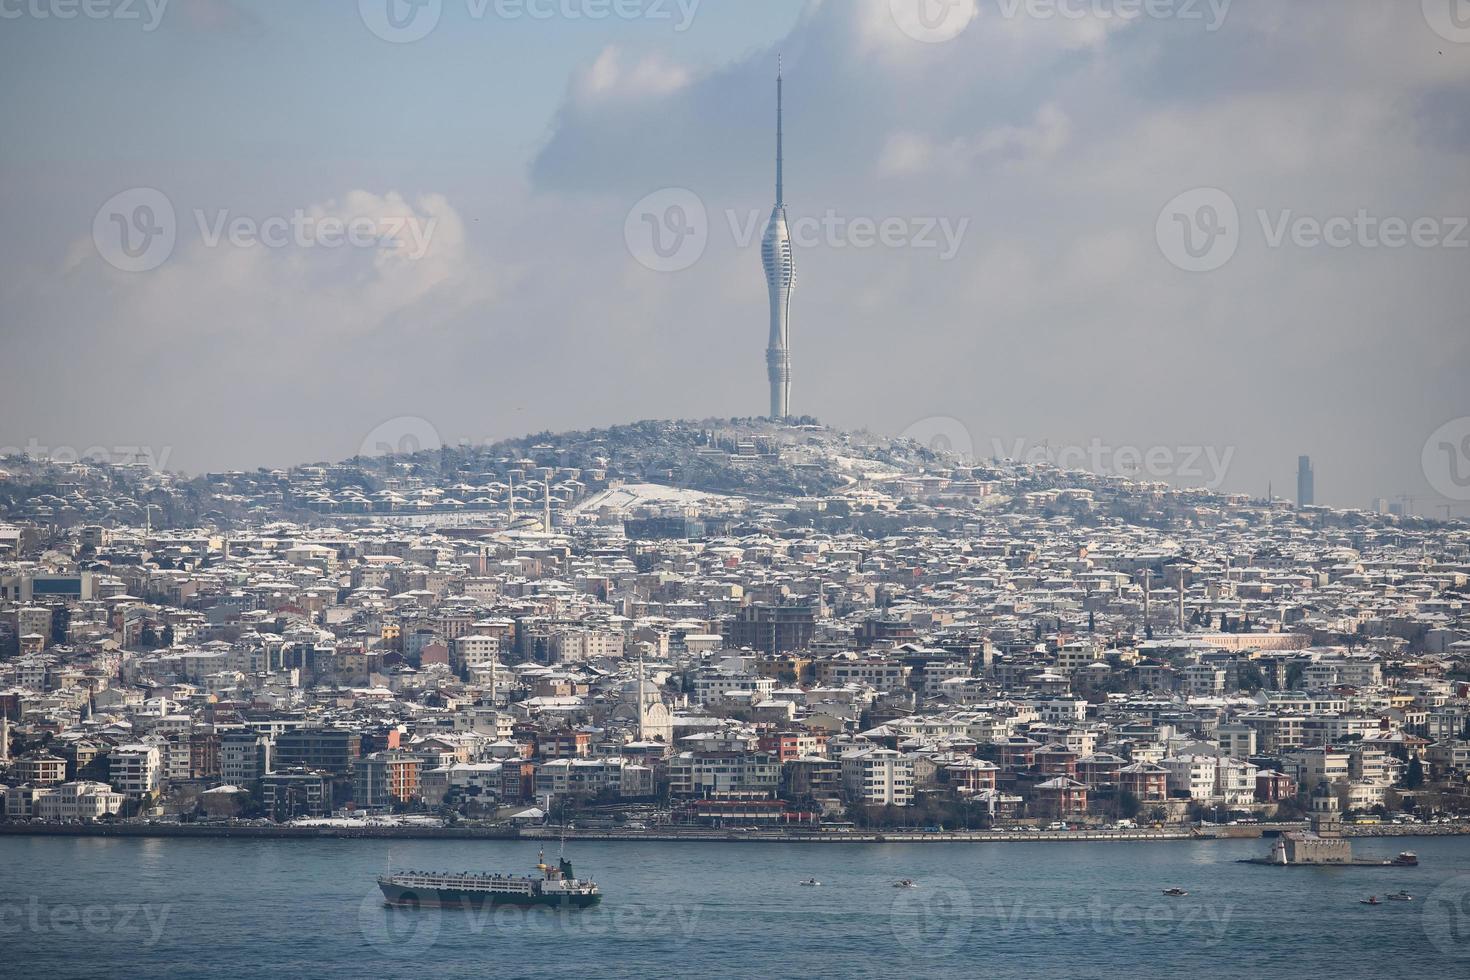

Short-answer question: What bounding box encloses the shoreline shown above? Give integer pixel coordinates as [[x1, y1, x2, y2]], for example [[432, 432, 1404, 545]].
[[2, 821, 1466, 844]]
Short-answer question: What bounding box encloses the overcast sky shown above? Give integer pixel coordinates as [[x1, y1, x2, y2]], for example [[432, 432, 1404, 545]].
[[2, 0, 1468, 513]]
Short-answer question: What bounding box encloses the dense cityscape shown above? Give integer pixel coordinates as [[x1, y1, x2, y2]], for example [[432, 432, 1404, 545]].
[[5, 3, 1470, 976], [3, 418, 1467, 839]]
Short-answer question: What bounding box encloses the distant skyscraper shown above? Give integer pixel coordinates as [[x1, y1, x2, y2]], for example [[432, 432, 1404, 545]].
[[1297, 455, 1315, 507], [762, 59, 795, 420]]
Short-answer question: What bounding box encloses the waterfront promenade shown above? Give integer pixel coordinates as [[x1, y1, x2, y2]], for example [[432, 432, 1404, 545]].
[[2, 820, 1465, 844]]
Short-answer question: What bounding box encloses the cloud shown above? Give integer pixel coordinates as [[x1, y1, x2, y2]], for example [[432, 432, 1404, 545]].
[[518, 0, 1470, 506], [879, 102, 1072, 176], [63, 189, 493, 372], [4, 0, 1469, 506], [575, 46, 693, 104]]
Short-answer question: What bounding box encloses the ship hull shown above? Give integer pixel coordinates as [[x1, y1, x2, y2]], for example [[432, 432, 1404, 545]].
[[378, 881, 600, 910]]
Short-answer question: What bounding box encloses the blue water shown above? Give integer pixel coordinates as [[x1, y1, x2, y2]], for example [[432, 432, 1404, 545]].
[[5, 834, 1470, 978]]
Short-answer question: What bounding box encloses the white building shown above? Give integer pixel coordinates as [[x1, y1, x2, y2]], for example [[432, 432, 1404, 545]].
[[1161, 754, 1218, 802], [455, 634, 501, 672], [1214, 757, 1258, 806], [690, 669, 776, 707], [220, 732, 273, 784], [109, 744, 163, 798], [33, 781, 125, 821], [840, 747, 914, 806]]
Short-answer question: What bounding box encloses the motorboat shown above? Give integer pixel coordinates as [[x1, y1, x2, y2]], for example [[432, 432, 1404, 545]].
[[893, 879, 918, 889], [1392, 851, 1419, 866], [1386, 890, 1412, 902], [1360, 896, 1381, 906], [1161, 888, 1188, 897], [799, 878, 821, 887]]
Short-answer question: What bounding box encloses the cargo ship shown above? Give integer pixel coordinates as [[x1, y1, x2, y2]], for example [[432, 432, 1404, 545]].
[[377, 848, 601, 910]]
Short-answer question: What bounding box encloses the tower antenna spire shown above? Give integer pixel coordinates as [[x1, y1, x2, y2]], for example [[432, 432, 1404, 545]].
[[776, 55, 784, 207]]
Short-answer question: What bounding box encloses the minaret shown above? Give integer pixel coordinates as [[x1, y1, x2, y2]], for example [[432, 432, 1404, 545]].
[[762, 57, 795, 420], [543, 481, 552, 533], [636, 646, 648, 741], [1, 713, 9, 765]]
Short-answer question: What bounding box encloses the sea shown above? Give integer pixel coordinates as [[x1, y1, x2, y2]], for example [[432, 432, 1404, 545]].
[[5, 833, 1470, 979]]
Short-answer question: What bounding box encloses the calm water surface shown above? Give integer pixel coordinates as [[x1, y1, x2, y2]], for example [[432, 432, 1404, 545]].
[[5, 834, 1470, 979]]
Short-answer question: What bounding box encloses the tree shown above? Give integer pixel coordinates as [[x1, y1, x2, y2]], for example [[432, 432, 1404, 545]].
[[1405, 756, 1425, 789], [1236, 661, 1266, 692], [1118, 790, 1142, 819], [1285, 662, 1306, 690]]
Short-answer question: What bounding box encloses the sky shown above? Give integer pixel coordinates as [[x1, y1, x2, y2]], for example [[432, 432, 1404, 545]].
[[1, 0, 1468, 514]]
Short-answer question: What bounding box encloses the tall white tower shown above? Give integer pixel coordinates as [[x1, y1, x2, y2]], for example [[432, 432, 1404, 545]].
[[763, 59, 795, 420]]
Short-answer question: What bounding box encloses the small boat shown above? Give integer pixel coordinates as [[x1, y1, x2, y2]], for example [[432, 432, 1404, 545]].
[[893, 879, 918, 889], [1360, 896, 1381, 906], [799, 878, 821, 887], [1386, 891, 1412, 902], [1392, 851, 1419, 867], [1161, 888, 1188, 897]]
